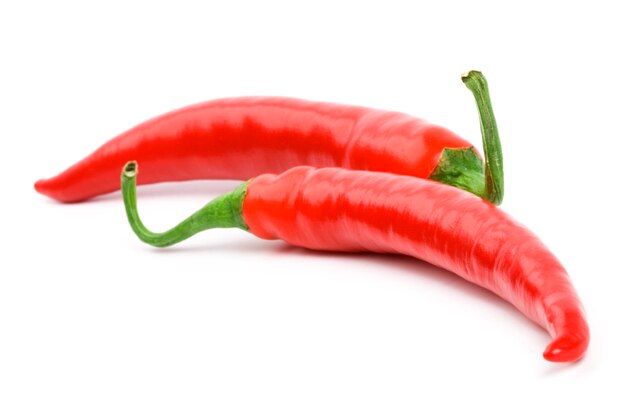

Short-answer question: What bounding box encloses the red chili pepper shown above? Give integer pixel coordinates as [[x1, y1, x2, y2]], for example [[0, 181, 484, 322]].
[[120, 162, 589, 363], [35, 71, 504, 204]]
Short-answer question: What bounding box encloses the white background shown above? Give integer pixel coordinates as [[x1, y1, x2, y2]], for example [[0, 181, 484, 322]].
[[1, 1, 625, 415]]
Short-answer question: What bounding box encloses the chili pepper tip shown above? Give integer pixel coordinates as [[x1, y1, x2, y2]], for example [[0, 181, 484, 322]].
[[34, 178, 58, 201], [543, 333, 589, 363], [34, 179, 46, 194]]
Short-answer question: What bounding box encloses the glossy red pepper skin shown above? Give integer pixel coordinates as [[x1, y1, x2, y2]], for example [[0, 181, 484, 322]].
[[35, 97, 474, 203], [242, 167, 589, 362]]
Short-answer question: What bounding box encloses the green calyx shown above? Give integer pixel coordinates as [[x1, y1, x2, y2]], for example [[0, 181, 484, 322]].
[[429, 147, 485, 199], [121, 161, 249, 247]]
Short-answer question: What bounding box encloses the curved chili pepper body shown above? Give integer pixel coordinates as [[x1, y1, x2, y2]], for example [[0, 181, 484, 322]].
[[242, 167, 589, 362], [120, 163, 589, 362], [35, 97, 478, 203]]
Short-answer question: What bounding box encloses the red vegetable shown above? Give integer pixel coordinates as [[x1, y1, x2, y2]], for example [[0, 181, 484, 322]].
[[121, 163, 589, 362], [35, 71, 504, 204]]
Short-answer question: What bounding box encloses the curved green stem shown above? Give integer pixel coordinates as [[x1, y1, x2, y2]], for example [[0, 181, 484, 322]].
[[121, 161, 249, 247], [462, 70, 504, 205]]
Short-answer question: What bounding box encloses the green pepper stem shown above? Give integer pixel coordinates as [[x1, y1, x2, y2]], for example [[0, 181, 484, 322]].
[[121, 161, 249, 247], [462, 70, 504, 205]]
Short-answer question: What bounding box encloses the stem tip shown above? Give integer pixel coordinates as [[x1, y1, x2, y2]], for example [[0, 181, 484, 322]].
[[461, 70, 484, 84], [123, 161, 138, 178]]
